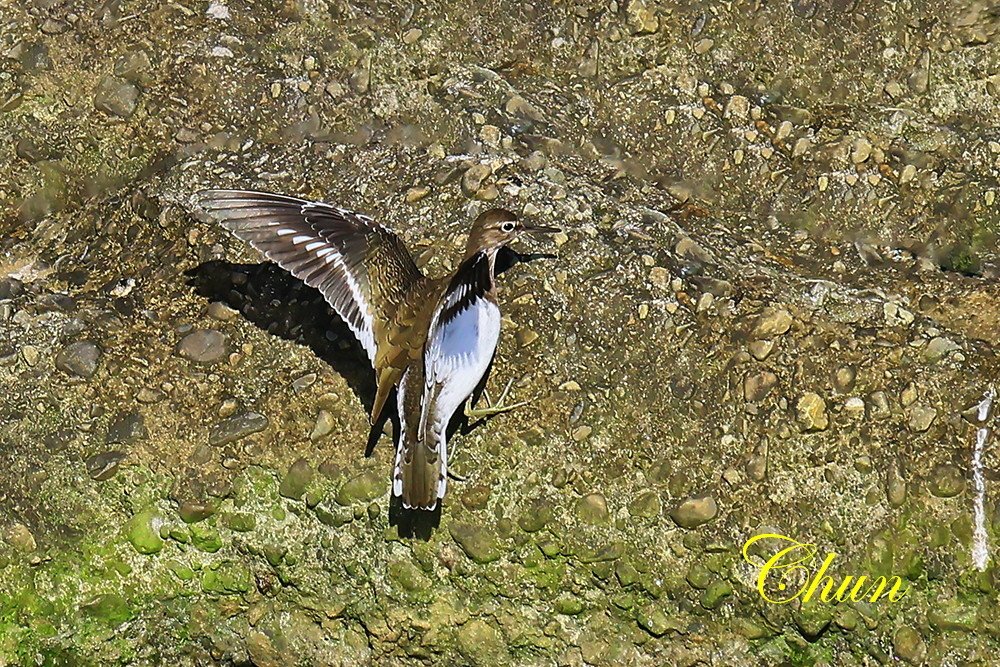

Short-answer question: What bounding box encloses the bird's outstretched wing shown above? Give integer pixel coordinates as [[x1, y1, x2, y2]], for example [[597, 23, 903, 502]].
[[196, 189, 423, 370]]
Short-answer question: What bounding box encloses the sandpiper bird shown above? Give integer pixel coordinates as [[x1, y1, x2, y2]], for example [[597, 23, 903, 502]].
[[197, 190, 559, 510]]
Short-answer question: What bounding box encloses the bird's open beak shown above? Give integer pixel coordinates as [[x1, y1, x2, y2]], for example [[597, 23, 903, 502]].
[[521, 222, 561, 235]]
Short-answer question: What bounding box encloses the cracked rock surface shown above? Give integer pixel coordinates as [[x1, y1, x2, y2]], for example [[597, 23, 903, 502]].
[[1, 0, 999, 665]]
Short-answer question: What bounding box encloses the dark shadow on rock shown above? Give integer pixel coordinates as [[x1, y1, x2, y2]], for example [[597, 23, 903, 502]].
[[389, 497, 442, 539], [185, 260, 376, 416]]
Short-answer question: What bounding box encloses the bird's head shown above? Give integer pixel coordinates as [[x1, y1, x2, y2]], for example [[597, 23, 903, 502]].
[[465, 208, 560, 259]]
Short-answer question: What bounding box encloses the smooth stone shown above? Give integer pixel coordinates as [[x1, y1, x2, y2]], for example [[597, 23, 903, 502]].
[[85, 450, 125, 481], [753, 308, 793, 338], [335, 470, 386, 505], [796, 392, 829, 432], [278, 458, 313, 500], [449, 523, 501, 564], [175, 329, 228, 364], [209, 412, 268, 445], [461, 164, 492, 196], [310, 410, 335, 441], [106, 411, 147, 444], [178, 501, 215, 524], [55, 341, 101, 378], [670, 494, 718, 528], [924, 336, 959, 361], [636, 605, 671, 637], [576, 492, 611, 525], [832, 366, 856, 392], [893, 626, 926, 664], [125, 508, 163, 554], [929, 464, 965, 498]]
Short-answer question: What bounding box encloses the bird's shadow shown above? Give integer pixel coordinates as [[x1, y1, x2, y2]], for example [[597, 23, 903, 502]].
[[185, 246, 555, 539]]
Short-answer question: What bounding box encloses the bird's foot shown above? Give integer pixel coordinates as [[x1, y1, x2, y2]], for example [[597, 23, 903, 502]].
[[464, 378, 529, 419]]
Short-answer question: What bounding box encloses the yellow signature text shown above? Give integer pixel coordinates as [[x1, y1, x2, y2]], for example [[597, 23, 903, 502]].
[[742, 533, 907, 604]]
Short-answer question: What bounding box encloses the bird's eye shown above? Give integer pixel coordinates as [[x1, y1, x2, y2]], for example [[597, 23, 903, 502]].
[[501, 221, 516, 233]]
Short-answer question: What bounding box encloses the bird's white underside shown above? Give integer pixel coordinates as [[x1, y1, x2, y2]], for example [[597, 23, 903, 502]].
[[393, 295, 501, 503]]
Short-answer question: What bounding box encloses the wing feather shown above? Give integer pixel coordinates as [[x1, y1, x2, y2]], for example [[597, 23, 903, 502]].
[[196, 189, 423, 367]]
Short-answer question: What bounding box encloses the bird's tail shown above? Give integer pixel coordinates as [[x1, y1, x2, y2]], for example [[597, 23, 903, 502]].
[[392, 367, 447, 511]]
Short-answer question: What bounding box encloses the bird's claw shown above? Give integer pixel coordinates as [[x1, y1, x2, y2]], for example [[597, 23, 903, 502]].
[[464, 378, 529, 419]]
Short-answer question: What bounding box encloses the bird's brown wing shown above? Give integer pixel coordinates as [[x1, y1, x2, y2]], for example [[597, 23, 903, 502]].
[[196, 189, 423, 419]]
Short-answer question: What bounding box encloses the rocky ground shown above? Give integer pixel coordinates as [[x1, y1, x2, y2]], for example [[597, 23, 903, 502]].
[[2, 0, 1000, 665]]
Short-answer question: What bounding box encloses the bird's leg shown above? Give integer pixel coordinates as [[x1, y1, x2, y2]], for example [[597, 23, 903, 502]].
[[464, 378, 529, 419]]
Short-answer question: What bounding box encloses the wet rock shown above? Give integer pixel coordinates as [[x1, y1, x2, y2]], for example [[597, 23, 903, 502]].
[[627, 491, 660, 519], [85, 451, 125, 481], [449, 523, 501, 564], [907, 404, 937, 432], [894, 626, 926, 664], [190, 524, 223, 552], [175, 329, 228, 364], [209, 412, 268, 445], [832, 366, 856, 392], [744, 371, 778, 401], [461, 164, 492, 196], [670, 494, 718, 528], [125, 508, 163, 554], [924, 336, 959, 361], [93, 76, 139, 118], [752, 308, 793, 338], [9, 524, 36, 552], [457, 619, 507, 665], [81, 593, 131, 626], [929, 464, 965, 498], [636, 605, 670, 636], [279, 458, 313, 500], [796, 392, 829, 432], [106, 411, 147, 445], [55, 341, 102, 378], [335, 470, 385, 505], [576, 492, 611, 525], [310, 410, 335, 441]]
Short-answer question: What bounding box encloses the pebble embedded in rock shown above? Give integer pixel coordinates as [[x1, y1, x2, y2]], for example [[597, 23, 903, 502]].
[[832, 366, 856, 392], [335, 470, 386, 505], [449, 523, 501, 564], [744, 371, 778, 402], [924, 336, 959, 361], [929, 464, 965, 498], [209, 412, 268, 445], [461, 164, 492, 196], [796, 392, 829, 432], [106, 411, 147, 445], [670, 494, 718, 528], [176, 329, 228, 364], [93, 76, 139, 118], [125, 508, 163, 554], [907, 404, 937, 432], [279, 458, 313, 500], [576, 492, 611, 525], [55, 341, 102, 378], [310, 410, 335, 441], [752, 308, 793, 338], [894, 626, 926, 664], [85, 450, 125, 481]]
